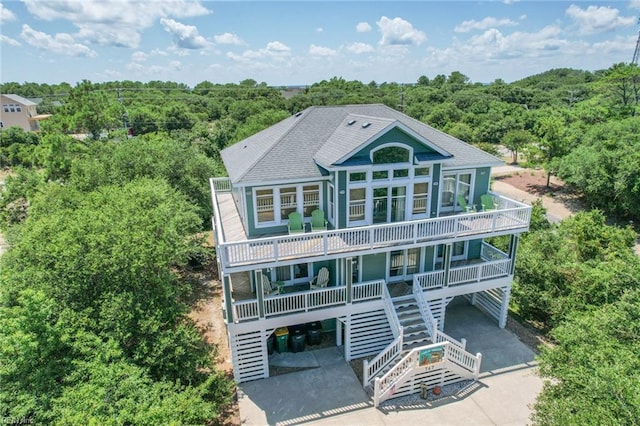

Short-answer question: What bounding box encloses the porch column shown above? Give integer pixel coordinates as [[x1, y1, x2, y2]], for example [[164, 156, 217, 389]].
[[336, 319, 343, 346], [255, 270, 265, 319], [345, 258, 353, 304], [443, 243, 452, 287], [499, 286, 511, 329], [508, 234, 520, 275], [222, 274, 234, 324]]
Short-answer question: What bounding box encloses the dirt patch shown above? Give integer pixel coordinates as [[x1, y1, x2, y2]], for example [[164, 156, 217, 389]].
[[494, 169, 564, 196], [186, 258, 240, 426]]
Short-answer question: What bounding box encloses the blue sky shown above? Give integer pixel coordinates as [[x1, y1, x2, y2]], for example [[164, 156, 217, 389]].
[[1, 0, 640, 86]]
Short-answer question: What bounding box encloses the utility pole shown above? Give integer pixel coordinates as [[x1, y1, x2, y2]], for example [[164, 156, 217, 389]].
[[117, 88, 129, 136], [397, 85, 405, 112], [633, 16, 640, 65]]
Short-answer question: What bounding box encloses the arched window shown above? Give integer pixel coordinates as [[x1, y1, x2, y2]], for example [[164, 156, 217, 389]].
[[372, 145, 411, 164]]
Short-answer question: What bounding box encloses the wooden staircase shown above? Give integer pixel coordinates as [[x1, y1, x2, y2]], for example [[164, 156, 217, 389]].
[[363, 283, 481, 407]]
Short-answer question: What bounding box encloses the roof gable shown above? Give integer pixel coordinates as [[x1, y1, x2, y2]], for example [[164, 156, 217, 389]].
[[220, 104, 502, 185]]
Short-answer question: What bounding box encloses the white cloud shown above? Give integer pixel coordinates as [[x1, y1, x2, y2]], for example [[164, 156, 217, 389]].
[[22, 0, 211, 48], [309, 44, 337, 57], [227, 41, 291, 63], [160, 18, 210, 49], [1, 35, 21, 47], [565, 4, 636, 35], [0, 3, 16, 23], [455, 17, 518, 33], [131, 51, 148, 62], [377, 16, 426, 46], [356, 22, 372, 33], [316, 27, 324, 33], [345, 42, 374, 54], [214, 32, 244, 45], [169, 60, 182, 70], [20, 24, 97, 57]]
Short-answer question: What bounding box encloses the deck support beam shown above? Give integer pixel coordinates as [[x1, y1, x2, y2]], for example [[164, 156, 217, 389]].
[[223, 274, 234, 324]]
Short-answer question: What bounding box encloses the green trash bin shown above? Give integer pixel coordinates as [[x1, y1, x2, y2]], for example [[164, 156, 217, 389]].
[[275, 327, 289, 353]]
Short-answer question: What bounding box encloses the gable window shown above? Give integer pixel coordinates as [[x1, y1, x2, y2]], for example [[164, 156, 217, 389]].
[[349, 171, 366, 182], [372, 146, 411, 164]]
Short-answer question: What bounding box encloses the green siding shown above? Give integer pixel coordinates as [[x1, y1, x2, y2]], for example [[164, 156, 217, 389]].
[[351, 127, 438, 159], [361, 253, 387, 281], [337, 170, 348, 229], [430, 163, 441, 217], [472, 167, 492, 206], [468, 239, 482, 259], [423, 246, 436, 271]]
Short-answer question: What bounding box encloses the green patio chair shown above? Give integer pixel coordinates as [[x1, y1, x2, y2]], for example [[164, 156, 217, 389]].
[[310, 209, 327, 231], [480, 194, 498, 211], [456, 195, 475, 212], [288, 212, 305, 234], [309, 267, 329, 290]]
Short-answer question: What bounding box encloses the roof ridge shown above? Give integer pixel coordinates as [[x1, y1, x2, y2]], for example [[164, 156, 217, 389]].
[[232, 106, 318, 183]]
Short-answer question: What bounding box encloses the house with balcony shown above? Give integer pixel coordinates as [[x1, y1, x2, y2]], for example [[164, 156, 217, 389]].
[[210, 104, 531, 405], [0, 94, 51, 132]]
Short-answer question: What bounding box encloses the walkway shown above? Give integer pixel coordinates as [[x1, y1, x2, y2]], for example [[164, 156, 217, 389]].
[[491, 165, 640, 256], [237, 300, 542, 425]]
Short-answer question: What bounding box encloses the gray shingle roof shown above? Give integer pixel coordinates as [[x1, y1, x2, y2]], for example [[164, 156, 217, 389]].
[[221, 104, 502, 185]]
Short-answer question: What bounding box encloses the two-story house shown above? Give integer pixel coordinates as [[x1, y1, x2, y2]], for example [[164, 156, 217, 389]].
[[0, 94, 51, 132], [210, 104, 531, 405]]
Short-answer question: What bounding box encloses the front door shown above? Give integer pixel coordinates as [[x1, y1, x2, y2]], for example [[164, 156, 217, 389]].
[[388, 248, 420, 282], [373, 185, 406, 224]]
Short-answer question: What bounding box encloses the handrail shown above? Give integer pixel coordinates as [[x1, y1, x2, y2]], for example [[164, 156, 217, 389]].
[[213, 195, 531, 269], [363, 285, 404, 386], [373, 341, 482, 407], [412, 280, 438, 340], [231, 280, 384, 322], [414, 257, 511, 291]]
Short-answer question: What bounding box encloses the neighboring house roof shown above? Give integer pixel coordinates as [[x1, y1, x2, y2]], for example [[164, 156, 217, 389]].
[[2, 94, 37, 106], [221, 104, 502, 185]]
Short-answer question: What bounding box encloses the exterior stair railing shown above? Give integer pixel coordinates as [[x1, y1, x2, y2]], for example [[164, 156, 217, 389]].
[[362, 285, 403, 386]]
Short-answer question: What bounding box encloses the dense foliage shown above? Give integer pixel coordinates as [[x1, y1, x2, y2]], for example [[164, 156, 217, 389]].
[[1, 63, 640, 423]]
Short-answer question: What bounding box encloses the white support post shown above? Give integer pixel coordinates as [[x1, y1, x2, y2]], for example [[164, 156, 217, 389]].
[[344, 315, 352, 361], [474, 353, 483, 380], [336, 319, 343, 346], [498, 286, 511, 329]]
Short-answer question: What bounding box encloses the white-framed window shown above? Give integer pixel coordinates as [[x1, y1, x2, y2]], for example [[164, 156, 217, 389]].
[[436, 241, 468, 263], [388, 248, 421, 282], [253, 183, 322, 227], [256, 188, 275, 224], [273, 263, 311, 285], [440, 170, 474, 213], [349, 187, 366, 223], [328, 183, 335, 223]]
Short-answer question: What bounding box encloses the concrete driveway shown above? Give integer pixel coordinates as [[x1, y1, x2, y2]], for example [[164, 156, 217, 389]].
[[237, 299, 542, 425]]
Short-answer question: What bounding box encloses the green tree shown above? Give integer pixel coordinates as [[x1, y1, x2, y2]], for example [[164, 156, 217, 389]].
[[502, 129, 534, 164], [532, 289, 640, 425]]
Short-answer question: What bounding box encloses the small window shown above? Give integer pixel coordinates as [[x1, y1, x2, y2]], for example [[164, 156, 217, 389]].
[[2, 105, 9, 113], [349, 171, 366, 182], [415, 167, 430, 176], [393, 169, 409, 179], [15, 105, 22, 112], [372, 170, 388, 180]]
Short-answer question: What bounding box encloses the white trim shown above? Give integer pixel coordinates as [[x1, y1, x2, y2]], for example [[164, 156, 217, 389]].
[[252, 183, 323, 229]]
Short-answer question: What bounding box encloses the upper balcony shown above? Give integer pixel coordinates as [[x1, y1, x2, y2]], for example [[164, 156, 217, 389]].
[[210, 178, 531, 272]]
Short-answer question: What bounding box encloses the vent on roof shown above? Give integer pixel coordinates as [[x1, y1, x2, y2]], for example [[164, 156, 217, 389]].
[[295, 111, 303, 117], [362, 122, 371, 128], [347, 119, 356, 126]]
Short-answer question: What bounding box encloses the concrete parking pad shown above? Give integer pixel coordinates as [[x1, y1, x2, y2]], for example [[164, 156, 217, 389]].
[[238, 302, 543, 425]]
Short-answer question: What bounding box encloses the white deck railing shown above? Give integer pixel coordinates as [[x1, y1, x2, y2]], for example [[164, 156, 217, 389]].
[[231, 280, 385, 323], [363, 285, 404, 386], [414, 253, 512, 292], [373, 341, 482, 407], [210, 178, 531, 269]]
